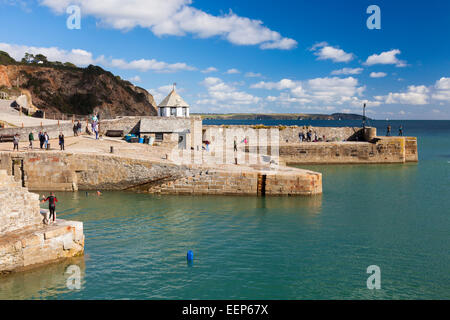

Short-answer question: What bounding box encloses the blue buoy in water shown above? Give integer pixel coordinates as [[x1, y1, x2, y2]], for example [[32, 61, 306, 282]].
[[187, 250, 194, 261]]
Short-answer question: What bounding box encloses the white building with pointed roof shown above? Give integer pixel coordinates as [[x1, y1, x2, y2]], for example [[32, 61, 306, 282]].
[[158, 86, 190, 118]]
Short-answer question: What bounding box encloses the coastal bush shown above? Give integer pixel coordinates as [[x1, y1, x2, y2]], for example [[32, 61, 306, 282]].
[[0, 51, 17, 65]]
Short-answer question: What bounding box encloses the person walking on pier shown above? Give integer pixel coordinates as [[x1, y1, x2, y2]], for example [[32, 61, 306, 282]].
[[44, 132, 49, 149], [28, 131, 34, 149], [386, 125, 391, 136], [13, 134, 19, 151], [95, 122, 99, 140], [399, 125, 403, 136], [38, 131, 44, 149], [59, 132, 65, 150], [42, 192, 58, 224]]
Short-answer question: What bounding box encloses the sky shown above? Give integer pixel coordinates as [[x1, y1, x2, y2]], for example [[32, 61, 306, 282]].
[[0, 0, 449, 119]]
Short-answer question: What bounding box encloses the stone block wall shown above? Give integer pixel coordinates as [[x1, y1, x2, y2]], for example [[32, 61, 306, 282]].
[[0, 121, 88, 142], [203, 125, 364, 145], [279, 138, 408, 164], [0, 152, 195, 191], [405, 137, 418, 162], [0, 220, 84, 274], [0, 169, 85, 274], [265, 171, 322, 196], [279, 126, 363, 143], [146, 168, 322, 196], [0, 170, 42, 234]]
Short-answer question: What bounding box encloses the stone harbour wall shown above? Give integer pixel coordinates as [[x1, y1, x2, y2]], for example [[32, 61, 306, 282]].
[[279, 126, 363, 143], [0, 220, 84, 274], [203, 125, 364, 144], [145, 168, 322, 196], [0, 170, 42, 234], [405, 137, 418, 162], [0, 152, 192, 191], [0, 169, 84, 274], [0, 151, 322, 196], [0, 121, 89, 142], [279, 137, 416, 164]]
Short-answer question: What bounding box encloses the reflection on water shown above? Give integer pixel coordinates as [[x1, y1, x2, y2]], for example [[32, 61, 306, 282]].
[[0, 257, 85, 300]]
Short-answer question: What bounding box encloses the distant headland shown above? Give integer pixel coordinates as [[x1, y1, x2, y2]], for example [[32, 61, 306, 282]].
[[193, 113, 371, 121]]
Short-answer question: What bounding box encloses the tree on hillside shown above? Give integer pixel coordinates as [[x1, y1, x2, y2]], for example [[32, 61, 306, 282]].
[[33, 54, 48, 64], [63, 62, 77, 68], [21, 52, 34, 64]]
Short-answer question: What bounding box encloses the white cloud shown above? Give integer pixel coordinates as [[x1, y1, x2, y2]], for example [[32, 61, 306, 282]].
[[201, 67, 218, 73], [128, 75, 141, 83], [310, 42, 354, 63], [364, 49, 406, 67], [251, 79, 297, 90], [331, 68, 363, 75], [0, 42, 196, 73], [384, 85, 429, 105], [107, 58, 196, 73], [245, 72, 262, 78], [260, 38, 298, 50], [370, 72, 387, 78], [225, 68, 240, 74], [252, 76, 379, 109], [198, 77, 260, 108], [432, 77, 450, 102], [149, 84, 183, 104], [40, 0, 297, 50]]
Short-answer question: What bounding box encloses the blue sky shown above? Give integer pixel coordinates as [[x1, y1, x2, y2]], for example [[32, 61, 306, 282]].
[[0, 0, 449, 119]]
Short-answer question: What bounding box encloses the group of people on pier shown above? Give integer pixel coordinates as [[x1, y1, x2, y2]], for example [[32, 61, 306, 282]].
[[298, 130, 326, 142], [386, 125, 403, 136], [9, 114, 102, 151]]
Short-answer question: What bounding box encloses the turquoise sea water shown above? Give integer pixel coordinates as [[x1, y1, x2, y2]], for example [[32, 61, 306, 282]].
[[0, 120, 449, 299]]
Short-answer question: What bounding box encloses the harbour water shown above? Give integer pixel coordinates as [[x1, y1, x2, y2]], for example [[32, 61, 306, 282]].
[[0, 120, 449, 299]]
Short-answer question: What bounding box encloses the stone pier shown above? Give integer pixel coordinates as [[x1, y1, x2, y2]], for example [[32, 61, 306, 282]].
[[0, 170, 84, 275]]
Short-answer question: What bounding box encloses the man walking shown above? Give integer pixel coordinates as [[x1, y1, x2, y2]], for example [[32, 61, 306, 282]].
[[13, 134, 19, 151], [399, 125, 403, 136], [386, 125, 391, 136], [42, 192, 58, 224], [44, 132, 49, 149], [39, 131, 44, 149], [28, 131, 34, 149], [59, 132, 65, 150]]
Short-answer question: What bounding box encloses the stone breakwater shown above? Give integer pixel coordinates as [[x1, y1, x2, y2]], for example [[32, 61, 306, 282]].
[[0, 170, 84, 274], [0, 151, 322, 196], [280, 137, 418, 164], [140, 167, 322, 196]]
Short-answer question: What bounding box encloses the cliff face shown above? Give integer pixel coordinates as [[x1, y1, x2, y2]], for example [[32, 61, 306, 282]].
[[0, 64, 157, 117]]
